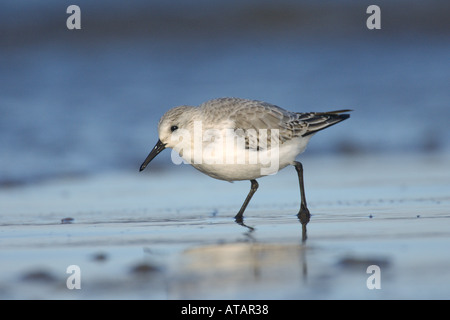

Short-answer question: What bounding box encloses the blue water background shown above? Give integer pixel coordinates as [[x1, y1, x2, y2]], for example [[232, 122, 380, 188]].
[[1, 0, 449, 185]]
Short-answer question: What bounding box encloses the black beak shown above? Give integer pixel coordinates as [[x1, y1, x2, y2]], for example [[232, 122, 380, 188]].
[[139, 139, 166, 172]]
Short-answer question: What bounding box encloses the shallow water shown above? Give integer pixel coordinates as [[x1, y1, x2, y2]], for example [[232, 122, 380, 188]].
[[1, 153, 449, 299]]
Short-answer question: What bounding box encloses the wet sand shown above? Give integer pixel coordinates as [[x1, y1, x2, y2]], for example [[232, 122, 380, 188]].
[[1, 153, 449, 299]]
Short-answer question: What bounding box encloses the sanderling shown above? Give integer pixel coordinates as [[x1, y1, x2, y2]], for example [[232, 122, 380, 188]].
[[140, 97, 351, 227]]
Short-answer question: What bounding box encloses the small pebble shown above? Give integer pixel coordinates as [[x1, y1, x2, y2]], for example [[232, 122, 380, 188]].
[[130, 262, 159, 275], [338, 256, 390, 270], [21, 270, 57, 283], [91, 252, 108, 262], [61, 217, 74, 224]]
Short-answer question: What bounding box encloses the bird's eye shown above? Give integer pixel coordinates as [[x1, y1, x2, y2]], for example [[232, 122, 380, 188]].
[[170, 125, 178, 132]]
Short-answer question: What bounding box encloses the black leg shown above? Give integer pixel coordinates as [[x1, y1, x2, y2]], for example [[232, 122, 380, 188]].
[[294, 161, 310, 241], [234, 179, 259, 223]]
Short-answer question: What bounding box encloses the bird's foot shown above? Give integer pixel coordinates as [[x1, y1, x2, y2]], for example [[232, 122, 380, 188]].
[[234, 215, 255, 232], [297, 205, 311, 226]]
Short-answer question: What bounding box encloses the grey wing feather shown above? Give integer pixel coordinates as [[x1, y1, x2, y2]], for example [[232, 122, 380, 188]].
[[228, 100, 303, 150], [204, 98, 351, 150]]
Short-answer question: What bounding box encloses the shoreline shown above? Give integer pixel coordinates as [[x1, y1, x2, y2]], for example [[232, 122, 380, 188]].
[[1, 153, 449, 299]]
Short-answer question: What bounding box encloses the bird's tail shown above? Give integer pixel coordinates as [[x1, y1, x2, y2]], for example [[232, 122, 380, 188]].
[[300, 109, 352, 137]]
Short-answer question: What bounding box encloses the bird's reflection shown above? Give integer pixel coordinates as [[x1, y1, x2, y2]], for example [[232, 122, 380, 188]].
[[234, 210, 310, 244], [179, 241, 309, 298], [171, 214, 312, 298], [233, 211, 310, 283], [234, 216, 255, 233]]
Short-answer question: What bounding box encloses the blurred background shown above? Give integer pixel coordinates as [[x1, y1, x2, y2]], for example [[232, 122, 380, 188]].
[[1, 0, 449, 186]]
